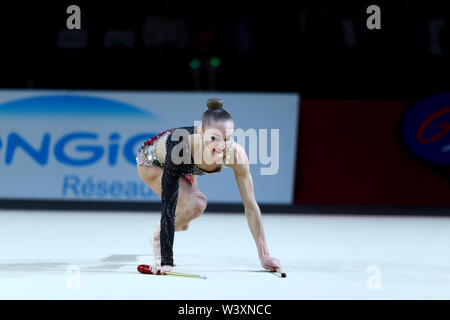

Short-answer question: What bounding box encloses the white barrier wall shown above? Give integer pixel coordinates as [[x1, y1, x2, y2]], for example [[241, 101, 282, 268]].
[[0, 90, 299, 204]]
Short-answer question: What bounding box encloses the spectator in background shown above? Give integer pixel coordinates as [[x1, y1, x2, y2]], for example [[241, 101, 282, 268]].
[[235, 15, 254, 54], [141, 2, 188, 55], [427, 0, 447, 56], [296, 2, 315, 56], [228, 14, 256, 90], [338, 2, 358, 50], [298, 2, 313, 34], [189, 7, 227, 91], [141, 1, 189, 89], [296, 2, 343, 55]]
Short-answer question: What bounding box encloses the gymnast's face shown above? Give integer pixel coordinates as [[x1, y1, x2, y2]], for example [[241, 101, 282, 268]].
[[199, 120, 234, 162]]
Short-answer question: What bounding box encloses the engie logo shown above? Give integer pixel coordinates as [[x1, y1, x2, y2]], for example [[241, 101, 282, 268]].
[[0, 94, 159, 167], [0, 132, 156, 166], [401, 93, 450, 167]]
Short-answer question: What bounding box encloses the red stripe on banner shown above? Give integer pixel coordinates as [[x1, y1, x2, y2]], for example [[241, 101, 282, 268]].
[[294, 99, 450, 206]]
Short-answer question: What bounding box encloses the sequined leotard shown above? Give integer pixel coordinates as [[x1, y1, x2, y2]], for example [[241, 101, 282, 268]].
[[136, 126, 232, 266]]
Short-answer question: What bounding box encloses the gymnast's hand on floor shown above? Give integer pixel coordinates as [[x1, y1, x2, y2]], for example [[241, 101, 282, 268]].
[[261, 255, 282, 272], [149, 264, 173, 275]]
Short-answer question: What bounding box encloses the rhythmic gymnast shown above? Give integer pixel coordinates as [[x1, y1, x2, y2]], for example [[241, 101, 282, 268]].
[[136, 98, 282, 275]]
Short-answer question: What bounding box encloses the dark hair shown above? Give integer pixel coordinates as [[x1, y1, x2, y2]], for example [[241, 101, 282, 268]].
[[201, 98, 233, 130]]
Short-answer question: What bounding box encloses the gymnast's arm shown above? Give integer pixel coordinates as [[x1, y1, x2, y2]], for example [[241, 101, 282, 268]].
[[231, 143, 282, 271], [191, 174, 198, 187], [231, 143, 269, 260]]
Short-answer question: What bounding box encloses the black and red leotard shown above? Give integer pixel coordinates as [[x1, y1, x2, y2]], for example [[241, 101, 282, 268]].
[[136, 126, 231, 266]]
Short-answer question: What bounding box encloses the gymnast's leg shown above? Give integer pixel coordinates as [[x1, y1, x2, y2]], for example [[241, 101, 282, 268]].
[[137, 164, 207, 263]]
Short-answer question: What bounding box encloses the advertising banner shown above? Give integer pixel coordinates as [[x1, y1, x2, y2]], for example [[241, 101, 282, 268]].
[[0, 90, 299, 204]]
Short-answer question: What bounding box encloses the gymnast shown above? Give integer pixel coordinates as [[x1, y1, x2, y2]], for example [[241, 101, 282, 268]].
[[136, 98, 282, 275]]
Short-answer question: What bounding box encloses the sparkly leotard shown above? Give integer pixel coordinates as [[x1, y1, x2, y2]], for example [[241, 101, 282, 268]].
[[136, 126, 233, 266]]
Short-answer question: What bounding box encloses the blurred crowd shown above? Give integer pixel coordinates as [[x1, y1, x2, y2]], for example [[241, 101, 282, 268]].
[[2, 1, 450, 98]]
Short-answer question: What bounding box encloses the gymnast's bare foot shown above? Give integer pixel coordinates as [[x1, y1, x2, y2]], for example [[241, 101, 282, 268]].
[[151, 222, 183, 266], [178, 223, 190, 231], [151, 226, 162, 266]]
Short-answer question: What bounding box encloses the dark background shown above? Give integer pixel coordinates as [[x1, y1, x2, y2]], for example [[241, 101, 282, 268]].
[[0, 0, 449, 99], [1, 1, 450, 213]]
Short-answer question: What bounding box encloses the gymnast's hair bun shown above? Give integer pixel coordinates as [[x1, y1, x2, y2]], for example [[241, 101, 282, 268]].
[[206, 98, 223, 110]]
